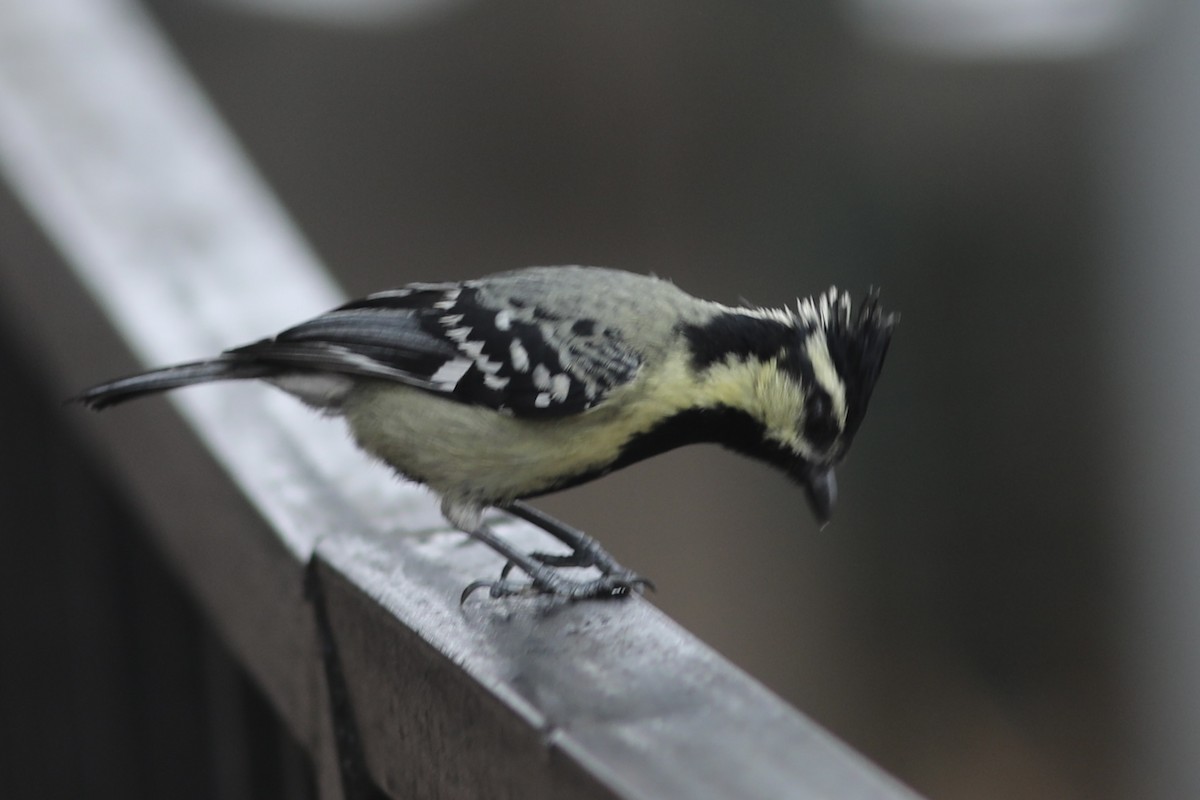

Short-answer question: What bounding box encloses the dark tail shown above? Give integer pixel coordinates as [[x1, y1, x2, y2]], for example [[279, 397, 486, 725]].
[[73, 357, 273, 410]]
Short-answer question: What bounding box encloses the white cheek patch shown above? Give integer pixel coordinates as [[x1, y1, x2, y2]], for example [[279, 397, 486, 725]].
[[803, 332, 847, 426]]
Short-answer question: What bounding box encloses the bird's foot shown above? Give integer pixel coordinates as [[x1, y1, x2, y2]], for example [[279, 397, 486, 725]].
[[460, 566, 653, 604], [496, 535, 645, 579], [459, 505, 655, 604]]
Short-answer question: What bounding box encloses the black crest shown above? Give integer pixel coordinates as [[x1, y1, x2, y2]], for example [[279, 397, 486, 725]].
[[818, 289, 897, 442]]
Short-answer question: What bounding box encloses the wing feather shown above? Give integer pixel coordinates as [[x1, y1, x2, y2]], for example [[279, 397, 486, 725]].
[[225, 281, 642, 417]]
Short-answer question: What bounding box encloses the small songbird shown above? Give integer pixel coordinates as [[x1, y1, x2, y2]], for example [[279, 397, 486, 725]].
[[76, 266, 896, 601]]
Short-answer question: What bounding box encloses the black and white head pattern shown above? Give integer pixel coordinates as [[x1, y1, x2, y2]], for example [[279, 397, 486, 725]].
[[796, 286, 896, 443]]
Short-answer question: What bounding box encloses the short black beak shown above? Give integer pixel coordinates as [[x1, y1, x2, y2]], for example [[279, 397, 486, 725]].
[[804, 468, 837, 527]]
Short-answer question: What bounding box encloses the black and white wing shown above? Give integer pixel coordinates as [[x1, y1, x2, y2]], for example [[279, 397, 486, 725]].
[[232, 281, 644, 418]]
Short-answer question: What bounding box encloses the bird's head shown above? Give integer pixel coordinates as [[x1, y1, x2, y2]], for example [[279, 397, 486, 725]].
[[669, 286, 896, 525], [775, 287, 897, 524], [683, 287, 896, 525]]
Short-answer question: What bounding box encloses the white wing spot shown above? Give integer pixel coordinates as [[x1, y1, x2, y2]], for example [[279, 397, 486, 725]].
[[367, 288, 413, 300], [495, 310, 512, 331], [460, 340, 485, 359], [430, 358, 472, 389], [534, 392, 551, 408], [549, 373, 570, 402], [509, 339, 530, 372], [477, 356, 503, 374], [446, 326, 472, 343], [433, 288, 462, 310], [440, 313, 464, 326], [532, 363, 551, 389], [484, 373, 510, 390]]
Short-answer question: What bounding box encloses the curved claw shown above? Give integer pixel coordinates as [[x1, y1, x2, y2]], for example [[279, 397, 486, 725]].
[[461, 578, 543, 604], [627, 576, 656, 594], [460, 579, 495, 604], [606, 573, 655, 596]]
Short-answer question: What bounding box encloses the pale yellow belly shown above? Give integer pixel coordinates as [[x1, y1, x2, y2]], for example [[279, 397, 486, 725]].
[[342, 381, 646, 505]]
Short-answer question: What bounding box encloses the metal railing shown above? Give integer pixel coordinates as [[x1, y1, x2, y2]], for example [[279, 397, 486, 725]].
[[0, 2, 923, 798]]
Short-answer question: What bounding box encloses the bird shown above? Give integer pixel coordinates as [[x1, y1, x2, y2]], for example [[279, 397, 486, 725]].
[[75, 266, 897, 602]]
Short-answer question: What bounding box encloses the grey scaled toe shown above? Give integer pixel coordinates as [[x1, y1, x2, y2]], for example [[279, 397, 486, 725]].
[[459, 502, 655, 603], [460, 568, 653, 604]]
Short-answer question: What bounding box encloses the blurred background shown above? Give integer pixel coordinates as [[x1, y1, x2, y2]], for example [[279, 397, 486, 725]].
[[5, 0, 1200, 798]]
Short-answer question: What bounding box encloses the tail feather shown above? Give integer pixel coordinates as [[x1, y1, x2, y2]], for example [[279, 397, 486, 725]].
[[73, 358, 273, 410]]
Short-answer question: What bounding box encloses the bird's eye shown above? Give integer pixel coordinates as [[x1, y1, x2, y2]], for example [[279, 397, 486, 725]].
[[802, 394, 840, 451]]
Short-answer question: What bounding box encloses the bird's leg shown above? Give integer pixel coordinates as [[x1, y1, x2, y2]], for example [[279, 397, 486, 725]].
[[494, 501, 655, 589], [458, 503, 654, 602], [460, 523, 648, 602]]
